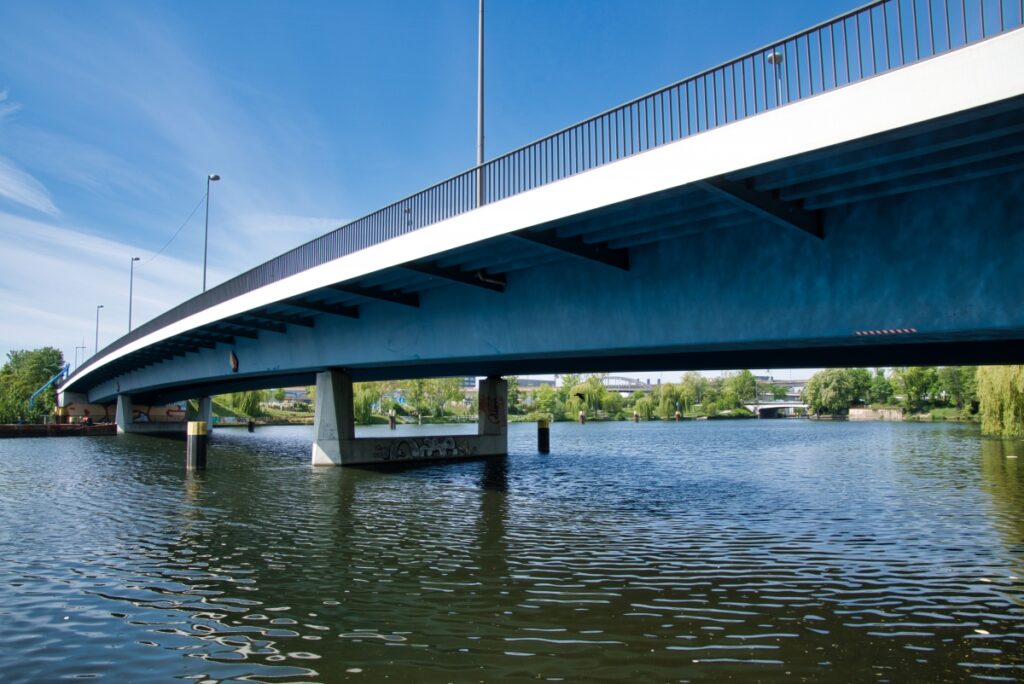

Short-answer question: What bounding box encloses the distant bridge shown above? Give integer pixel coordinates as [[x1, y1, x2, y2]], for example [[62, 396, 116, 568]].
[[57, 0, 1024, 464], [602, 377, 654, 394], [744, 401, 808, 417]]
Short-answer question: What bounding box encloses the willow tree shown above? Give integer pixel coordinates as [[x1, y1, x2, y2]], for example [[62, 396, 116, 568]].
[[976, 366, 1024, 437], [228, 390, 268, 417]]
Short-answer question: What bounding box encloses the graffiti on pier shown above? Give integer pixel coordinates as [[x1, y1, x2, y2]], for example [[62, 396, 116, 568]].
[[374, 436, 478, 462], [479, 395, 508, 430]]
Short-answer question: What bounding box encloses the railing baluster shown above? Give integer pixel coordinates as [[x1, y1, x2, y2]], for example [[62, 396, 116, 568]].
[[928, 0, 936, 54], [962, 0, 969, 42], [944, 0, 951, 48]]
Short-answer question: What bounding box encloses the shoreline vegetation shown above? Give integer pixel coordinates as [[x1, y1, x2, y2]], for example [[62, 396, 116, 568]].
[[3, 347, 1023, 438]]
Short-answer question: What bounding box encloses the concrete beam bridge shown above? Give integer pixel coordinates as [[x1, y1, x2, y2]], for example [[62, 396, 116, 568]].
[[744, 402, 809, 418], [58, 0, 1024, 465]]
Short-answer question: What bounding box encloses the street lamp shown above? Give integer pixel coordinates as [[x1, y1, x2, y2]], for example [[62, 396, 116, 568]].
[[94, 305, 104, 357], [767, 50, 784, 106], [202, 173, 221, 292], [476, 0, 485, 207], [128, 256, 140, 331]]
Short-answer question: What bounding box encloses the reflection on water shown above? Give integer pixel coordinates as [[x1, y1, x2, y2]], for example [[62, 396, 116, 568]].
[[0, 421, 1022, 682]]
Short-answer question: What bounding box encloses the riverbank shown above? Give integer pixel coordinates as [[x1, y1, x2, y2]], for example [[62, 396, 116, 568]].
[[821, 407, 980, 423], [0, 423, 117, 438]]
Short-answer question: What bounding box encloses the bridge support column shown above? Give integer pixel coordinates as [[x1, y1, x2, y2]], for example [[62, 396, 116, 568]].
[[312, 369, 355, 466], [311, 371, 508, 466], [198, 397, 213, 430], [478, 376, 508, 440], [115, 394, 133, 434]]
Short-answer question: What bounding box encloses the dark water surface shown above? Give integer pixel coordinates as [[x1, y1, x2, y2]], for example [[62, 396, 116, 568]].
[[1, 420, 1023, 683]]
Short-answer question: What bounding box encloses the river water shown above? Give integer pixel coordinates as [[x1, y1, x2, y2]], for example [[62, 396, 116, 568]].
[[1, 420, 1022, 682]]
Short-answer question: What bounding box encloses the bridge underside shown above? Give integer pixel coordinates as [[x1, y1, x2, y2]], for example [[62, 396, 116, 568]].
[[68, 94, 1024, 405]]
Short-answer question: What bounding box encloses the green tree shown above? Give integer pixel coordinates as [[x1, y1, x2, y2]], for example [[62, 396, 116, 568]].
[[406, 378, 462, 418], [803, 368, 857, 415], [937, 366, 977, 410], [678, 372, 705, 414], [506, 376, 522, 415], [658, 394, 675, 420], [893, 367, 938, 412], [227, 390, 268, 417], [704, 376, 726, 407], [727, 370, 757, 404], [633, 396, 654, 420], [532, 383, 561, 417], [976, 366, 1024, 437], [0, 347, 65, 423], [626, 390, 646, 409], [868, 368, 893, 405], [681, 372, 706, 407], [273, 388, 287, 402], [352, 382, 380, 424], [601, 391, 625, 418], [557, 374, 582, 404], [846, 368, 872, 405]]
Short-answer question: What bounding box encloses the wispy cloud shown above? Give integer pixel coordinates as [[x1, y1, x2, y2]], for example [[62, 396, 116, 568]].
[[0, 89, 60, 215], [0, 210, 217, 363], [0, 154, 59, 215], [0, 6, 349, 272], [4, 127, 151, 197], [0, 89, 21, 119]]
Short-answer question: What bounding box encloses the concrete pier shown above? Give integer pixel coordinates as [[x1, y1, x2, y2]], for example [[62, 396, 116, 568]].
[[312, 371, 508, 466], [115, 394, 133, 434]]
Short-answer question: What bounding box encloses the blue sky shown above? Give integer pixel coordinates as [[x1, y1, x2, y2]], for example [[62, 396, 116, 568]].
[[0, 0, 853, 375]]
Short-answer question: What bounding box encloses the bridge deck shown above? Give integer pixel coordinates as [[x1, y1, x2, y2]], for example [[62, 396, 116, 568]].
[[60, 3, 1024, 404]]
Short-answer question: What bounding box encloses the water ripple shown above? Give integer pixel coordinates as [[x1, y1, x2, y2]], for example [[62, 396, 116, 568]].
[[0, 421, 1022, 681]]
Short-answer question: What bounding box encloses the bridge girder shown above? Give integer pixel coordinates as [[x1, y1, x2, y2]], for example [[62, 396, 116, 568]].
[[513, 229, 630, 270], [328, 283, 419, 308]]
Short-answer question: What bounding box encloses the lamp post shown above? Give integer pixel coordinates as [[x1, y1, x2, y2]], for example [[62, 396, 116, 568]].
[[94, 305, 104, 357], [128, 256, 140, 331], [476, 0, 485, 207], [74, 344, 86, 371], [202, 173, 221, 292], [767, 50, 784, 106]]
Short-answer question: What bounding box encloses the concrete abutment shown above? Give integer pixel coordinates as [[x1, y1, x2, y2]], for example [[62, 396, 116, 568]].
[[311, 371, 508, 466]]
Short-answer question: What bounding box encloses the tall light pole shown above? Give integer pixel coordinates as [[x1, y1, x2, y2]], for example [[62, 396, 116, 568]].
[[94, 305, 104, 357], [202, 173, 221, 292], [476, 0, 485, 207], [128, 256, 140, 331], [767, 50, 784, 106], [74, 344, 86, 370]]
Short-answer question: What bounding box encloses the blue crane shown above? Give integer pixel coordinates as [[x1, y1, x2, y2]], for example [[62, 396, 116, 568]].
[[28, 363, 70, 410]]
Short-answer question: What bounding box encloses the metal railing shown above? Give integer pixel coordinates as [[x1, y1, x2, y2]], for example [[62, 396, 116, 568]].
[[71, 0, 1023, 381]]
